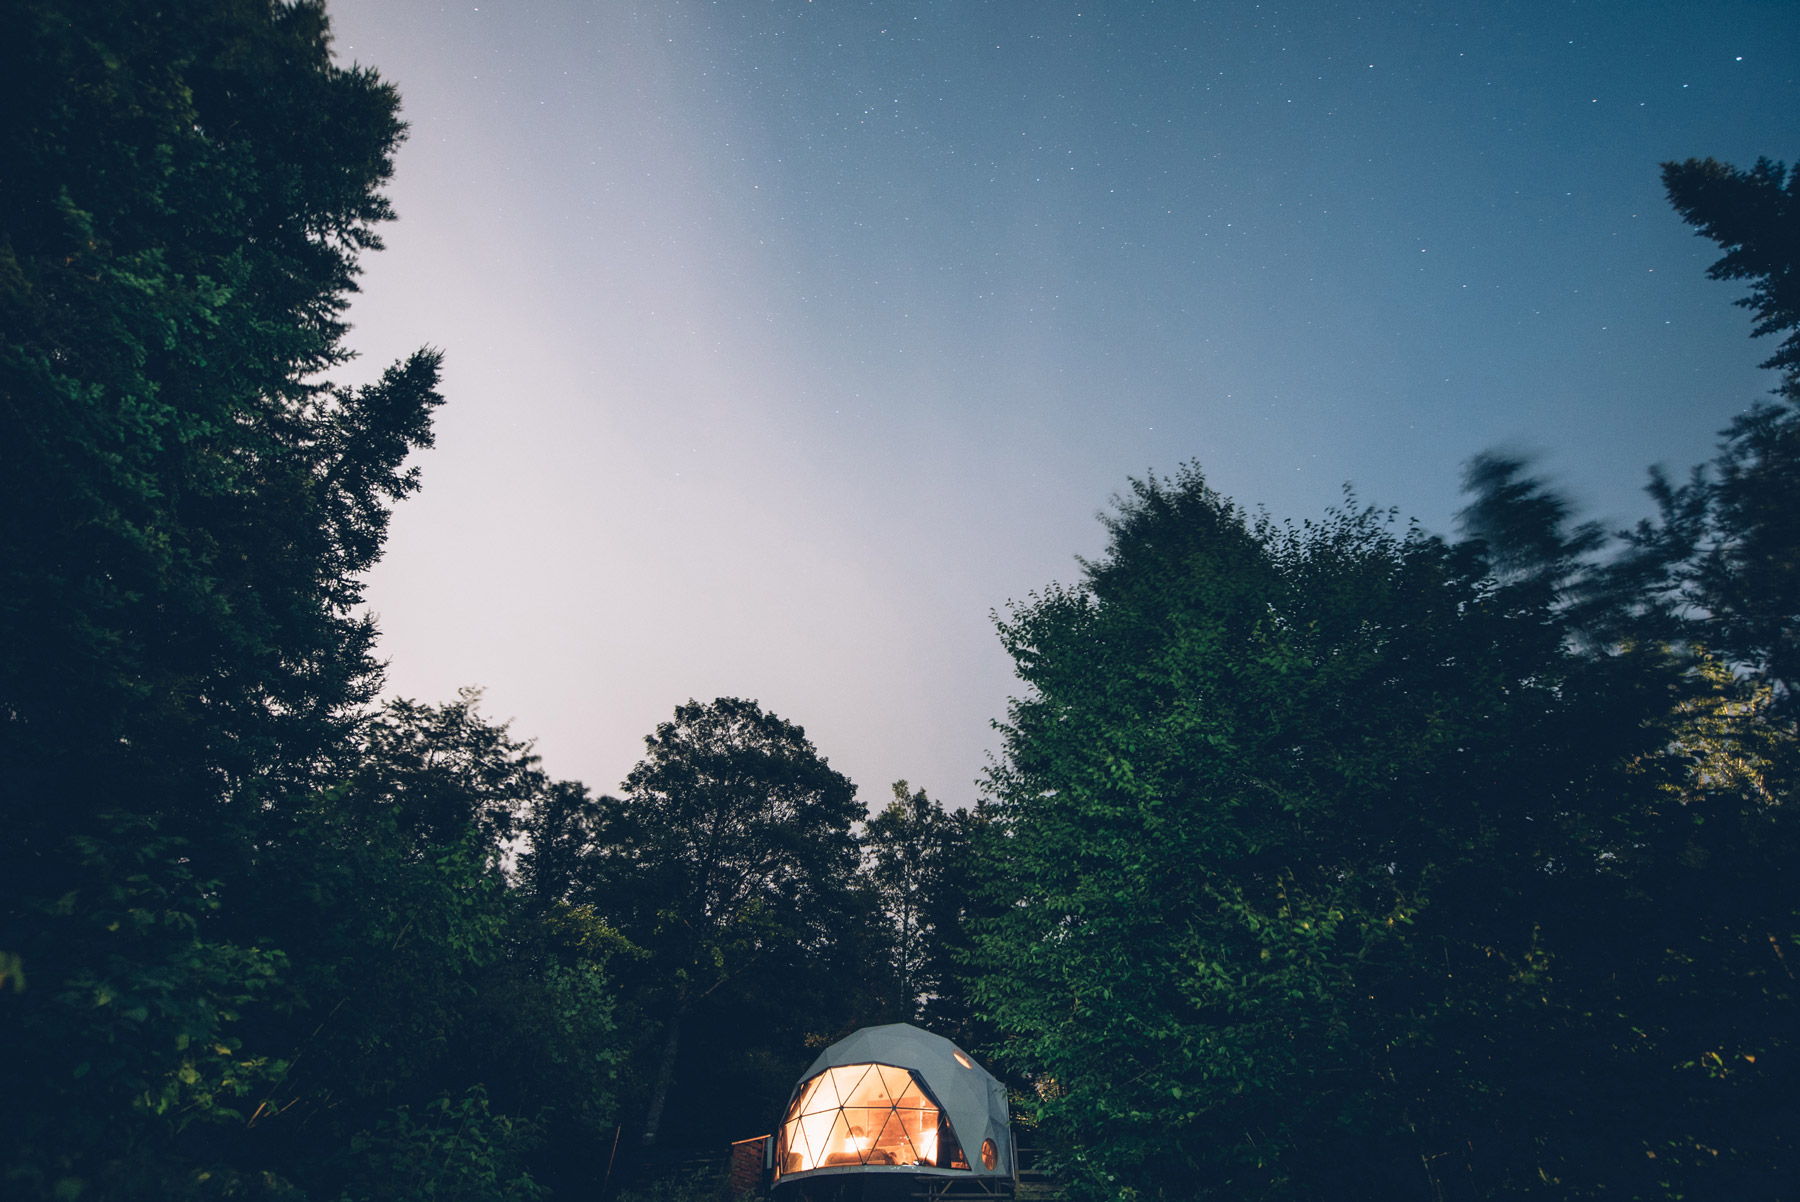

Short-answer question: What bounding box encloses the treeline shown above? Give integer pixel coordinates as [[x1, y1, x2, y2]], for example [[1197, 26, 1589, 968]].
[[973, 160, 1800, 1198], [2, 2, 1796, 1201], [0, 3, 982, 1199]]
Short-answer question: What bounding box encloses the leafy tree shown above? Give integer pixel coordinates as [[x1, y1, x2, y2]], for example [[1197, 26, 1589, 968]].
[[520, 780, 616, 909], [582, 698, 867, 1148], [0, 0, 440, 836], [971, 466, 1720, 1199], [969, 154, 1800, 1197], [862, 781, 995, 1043], [331, 1087, 547, 1202], [0, 7, 634, 1199], [216, 693, 622, 1200], [0, 1, 445, 1195], [864, 781, 956, 1020]]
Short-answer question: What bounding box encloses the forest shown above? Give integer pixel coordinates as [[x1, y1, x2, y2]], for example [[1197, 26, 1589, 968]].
[[1, 2, 1795, 1200]]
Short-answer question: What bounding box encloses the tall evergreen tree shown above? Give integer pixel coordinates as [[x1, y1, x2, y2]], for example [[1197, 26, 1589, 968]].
[[1615, 157, 1800, 708]]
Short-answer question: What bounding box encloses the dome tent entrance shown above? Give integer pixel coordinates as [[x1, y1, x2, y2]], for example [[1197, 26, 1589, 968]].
[[770, 1024, 1013, 1201]]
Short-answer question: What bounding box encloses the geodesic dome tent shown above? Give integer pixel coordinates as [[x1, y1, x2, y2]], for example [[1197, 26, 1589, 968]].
[[770, 1023, 1012, 1200]]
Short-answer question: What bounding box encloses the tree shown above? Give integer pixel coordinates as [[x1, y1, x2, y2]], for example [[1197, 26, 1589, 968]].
[[0, 2, 477, 1195], [0, 6, 650, 1199], [1610, 157, 1800, 709], [862, 781, 994, 1042], [966, 154, 1800, 1200], [587, 698, 866, 1147], [0, 0, 441, 839], [972, 466, 1707, 1199], [864, 781, 955, 1020], [236, 694, 624, 1202], [1662, 156, 1800, 395]]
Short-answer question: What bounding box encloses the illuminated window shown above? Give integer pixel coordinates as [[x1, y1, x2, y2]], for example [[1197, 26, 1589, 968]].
[[775, 1064, 968, 1178], [981, 1139, 997, 1171]]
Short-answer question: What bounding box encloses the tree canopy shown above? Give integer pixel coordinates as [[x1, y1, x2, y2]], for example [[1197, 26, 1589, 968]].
[[3, 3, 1794, 1198], [970, 155, 1800, 1200]]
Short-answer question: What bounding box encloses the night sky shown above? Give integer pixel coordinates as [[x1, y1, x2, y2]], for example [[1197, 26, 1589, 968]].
[[328, 0, 1799, 807]]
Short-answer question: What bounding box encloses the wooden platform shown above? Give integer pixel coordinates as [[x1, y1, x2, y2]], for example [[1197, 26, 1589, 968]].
[[1011, 1147, 1063, 1202]]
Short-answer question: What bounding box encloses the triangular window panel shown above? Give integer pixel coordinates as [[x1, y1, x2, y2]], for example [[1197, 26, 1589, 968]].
[[894, 1078, 929, 1109], [830, 1064, 872, 1108], [843, 1107, 886, 1162], [806, 1072, 838, 1115], [818, 1110, 859, 1167], [874, 1064, 912, 1101], [840, 1064, 888, 1108], [935, 1115, 968, 1171], [797, 1110, 837, 1168], [785, 1117, 810, 1167], [868, 1109, 922, 1167]]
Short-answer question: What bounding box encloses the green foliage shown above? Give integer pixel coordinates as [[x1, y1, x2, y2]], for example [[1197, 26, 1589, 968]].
[[602, 696, 864, 1001], [0, 7, 628, 1196], [863, 781, 995, 1042], [973, 460, 1796, 1198], [221, 695, 625, 1199], [6, 813, 293, 1200], [568, 697, 875, 1148], [864, 782, 955, 1021], [611, 1166, 731, 1202], [0, 0, 442, 837], [333, 1087, 546, 1202], [970, 155, 1800, 1199], [1662, 156, 1800, 389]]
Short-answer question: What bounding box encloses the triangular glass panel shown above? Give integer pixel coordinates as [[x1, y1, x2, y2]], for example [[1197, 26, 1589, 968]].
[[785, 1117, 810, 1167], [829, 1064, 872, 1108], [842, 1064, 890, 1108], [913, 1118, 941, 1167], [875, 1064, 912, 1101], [894, 1077, 929, 1109], [796, 1110, 836, 1170], [842, 1107, 886, 1161], [818, 1110, 858, 1167], [868, 1108, 922, 1166], [803, 1072, 839, 1114]]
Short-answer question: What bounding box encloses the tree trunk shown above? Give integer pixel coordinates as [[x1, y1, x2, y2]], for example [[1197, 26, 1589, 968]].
[[640, 1009, 683, 1147]]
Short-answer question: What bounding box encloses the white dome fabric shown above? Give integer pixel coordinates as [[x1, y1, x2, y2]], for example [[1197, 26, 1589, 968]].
[[786, 1023, 1012, 1182]]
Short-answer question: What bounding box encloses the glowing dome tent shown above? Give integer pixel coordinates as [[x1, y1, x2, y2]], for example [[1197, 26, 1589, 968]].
[[770, 1023, 1012, 1200]]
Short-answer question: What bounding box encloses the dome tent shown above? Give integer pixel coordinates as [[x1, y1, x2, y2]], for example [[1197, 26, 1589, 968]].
[[769, 1023, 1013, 1201]]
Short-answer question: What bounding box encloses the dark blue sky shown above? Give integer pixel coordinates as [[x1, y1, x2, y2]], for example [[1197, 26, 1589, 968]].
[[331, 0, 1798, 806]]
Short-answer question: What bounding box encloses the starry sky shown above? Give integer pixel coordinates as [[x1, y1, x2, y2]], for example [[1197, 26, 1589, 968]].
[[328, 0, 1799, 808]]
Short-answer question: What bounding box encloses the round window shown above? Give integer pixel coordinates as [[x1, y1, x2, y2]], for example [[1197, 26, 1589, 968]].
[[981, 1139, 997, 1171]]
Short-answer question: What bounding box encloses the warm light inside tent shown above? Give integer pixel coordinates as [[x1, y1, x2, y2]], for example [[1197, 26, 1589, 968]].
[[775, 1063, 966, 1177]]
